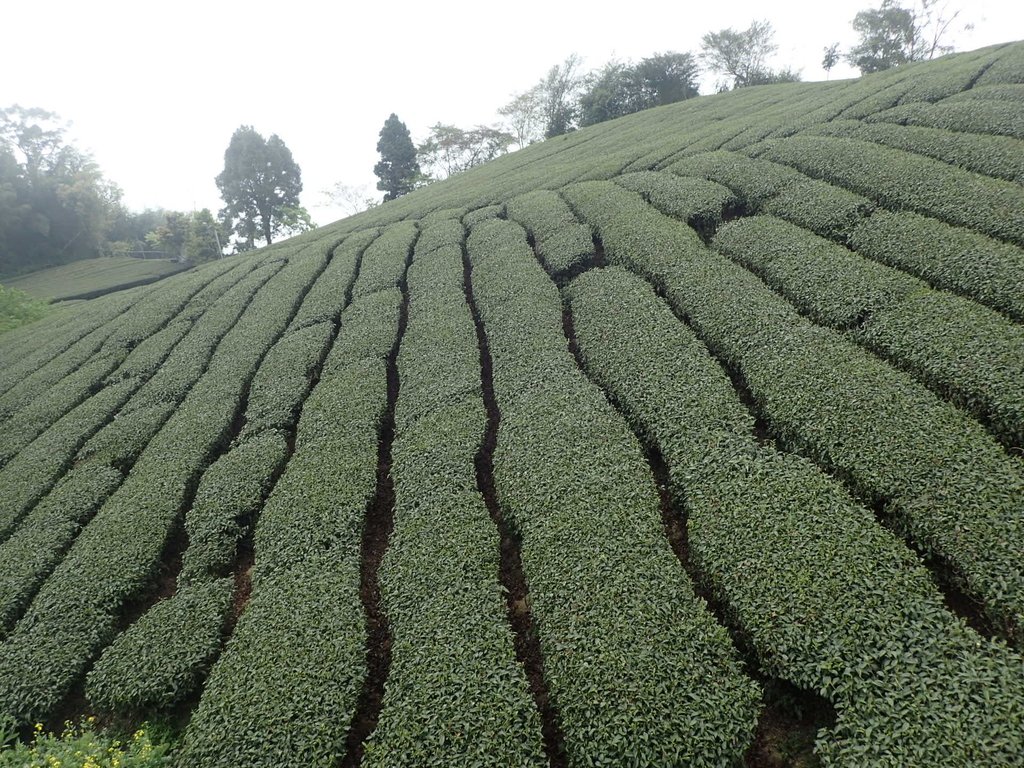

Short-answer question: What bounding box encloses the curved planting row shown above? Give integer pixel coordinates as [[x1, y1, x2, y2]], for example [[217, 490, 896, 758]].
[[666, 151, 873, 241], [86, 232, 373, 713], [362, 220, 546, 766], [752, 134, 1024, 248], [505, 190, 594, 281], [0, 256, 274, 633], [866, 98, 1024, 141], [561, 180, 1024, 644], [612, 171, 738, 237], [669, 151, 1024, 321], [802, 119, 1024, 185], [835, 46, 1000, 120], [712, 215, 1024, 449], [0, 256, 265, 548], [0, 243, 330, 724], [0, 261, 241, 463], [0, 281, 153, 398], [0, 257, 240, 414], [565, 265, 1024, 767], [465, 217, 760, 766], [946, 83, 1024, 102], [176, 230, 413, 767]]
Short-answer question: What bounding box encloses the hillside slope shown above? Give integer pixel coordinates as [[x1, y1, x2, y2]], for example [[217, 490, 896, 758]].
[[4, 256, 189, 302], [1, 42, 1023, 767]]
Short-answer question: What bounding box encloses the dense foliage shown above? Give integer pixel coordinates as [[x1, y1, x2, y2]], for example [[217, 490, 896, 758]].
[[216, 126, 309, 249], [0, 107, 121, 276], [374, 114, 421, 201], [0, 41, 1022, 767]]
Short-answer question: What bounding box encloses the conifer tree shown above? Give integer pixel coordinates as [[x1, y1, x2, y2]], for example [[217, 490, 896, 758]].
[[373, 114, 420, 201]]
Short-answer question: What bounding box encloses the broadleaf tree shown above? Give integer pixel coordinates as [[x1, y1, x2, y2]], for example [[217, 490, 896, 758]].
[[579, 52, 699, 127], [498, 85, 544, 149], [0, 105, 121, 275], [540, 54, 584, 138], [374, 114, 420, 202], [417, 124, 515, 181], [700, 20, 794, 89], [215, 125, 309, 251], [846, 0, 970, 74]]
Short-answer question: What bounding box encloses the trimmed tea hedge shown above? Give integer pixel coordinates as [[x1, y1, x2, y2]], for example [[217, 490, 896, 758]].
[[667, 150, 874, 241], [849, 208, 1024, 321], [0, 247, 329, 723], [566, 266, 1024, 767], [801, 119, 1024, 185], [505, 190, 594, 280], [562, 180, 1024, 644], [867, 99, 1024, 140], [614, 171, 737, 236], [0, 259, 266, 546], [466, 217, 759, 766], [713, 215, 1024, 447], [178, 258, 407, 765], [757, 135, 1024, 247], [363, 220, 546, 766], [86, 235, 372, 713]]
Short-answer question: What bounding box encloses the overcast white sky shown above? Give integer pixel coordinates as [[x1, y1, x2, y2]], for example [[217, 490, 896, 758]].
[[2, 0, 1019, 226]]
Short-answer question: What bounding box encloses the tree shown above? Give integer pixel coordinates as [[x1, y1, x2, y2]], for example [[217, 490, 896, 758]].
[[498, 85, 544, 149], [847, 1, 919, 73], [540, 55, 584, 138], [700, 20, 783, 89], [374, 114, 420, 202], [633, 52, 701, 106], [579, 61, 636, 127], [579, 52, 700, 127], [846, 0, 969, 74], [143, 209, 226, 264], [417, 123, 515, 180], [823, 43, 841, 78], [215, 126, 306, 250], [322, 183, 379, 217], [0, 105, 121, 275]]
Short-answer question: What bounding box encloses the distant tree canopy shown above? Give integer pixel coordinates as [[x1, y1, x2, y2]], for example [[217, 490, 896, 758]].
[[0, 106, 121, 276], [541, 55, 585, 138], [579, 52, 700, 127], [846, 0, 968, 74], [700, 20, 800, 89], [374, 114, 421, 202], [143, 209, 227, 265], [417, 124, 515, 181], [498, 86, 544, 149], [216, 125, 311, 251]]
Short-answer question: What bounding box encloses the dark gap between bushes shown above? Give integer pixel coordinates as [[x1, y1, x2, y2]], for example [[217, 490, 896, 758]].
[[339, 237, 414, 768], [461, 239, 569, 768], [549, 230, 836, 767]]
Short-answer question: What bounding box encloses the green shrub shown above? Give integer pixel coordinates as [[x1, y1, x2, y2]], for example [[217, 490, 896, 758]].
[[505, 190, 594, 279], [563, 180, 1024, 644], [801, 119, 1024, 184], [868, 98, 1024, 140], [86, 579, 233, 712], [714, 216, 1024, 448], [614, 171, 737, 235], [179, 272, 403, 766], [850, 208, 1024, 321], [567, 266, 1024, 766], [759, 135, 1024, 247], [364, 222, 546, 766], [0, 248, 330, 724], [465, 217, 759, 766], [0, 284, 47, 335]]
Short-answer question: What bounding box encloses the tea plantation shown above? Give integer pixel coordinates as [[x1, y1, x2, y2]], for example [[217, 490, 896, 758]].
[[1, 42, 1023, 767]]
